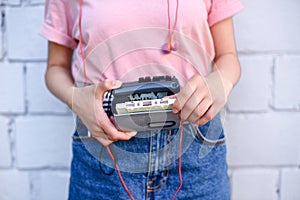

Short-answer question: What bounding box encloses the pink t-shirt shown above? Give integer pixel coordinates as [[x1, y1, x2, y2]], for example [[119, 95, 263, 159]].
[[40, 0, 243, 85]]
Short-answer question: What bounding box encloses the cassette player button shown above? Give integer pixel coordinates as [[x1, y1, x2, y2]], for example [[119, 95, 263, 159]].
[[153, 76, 165, 82], [139, 76, 151, 82], [144, 76, 151, 82], [138, 77, 145, 82]]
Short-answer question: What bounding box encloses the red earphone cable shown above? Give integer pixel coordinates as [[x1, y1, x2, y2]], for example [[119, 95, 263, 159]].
[[78, 0, 88, 86], [167, 0, 179, 49], [172, 121, 183, 200], [106, 146, 135, 200]]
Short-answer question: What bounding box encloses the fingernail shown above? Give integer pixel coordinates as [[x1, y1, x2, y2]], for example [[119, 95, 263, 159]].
[[172, 108, 178, 113], [168, 94, 176, 99], [112, 80, 122, 87], [162, 95, 176, 101], [126, 131, 137, 137]]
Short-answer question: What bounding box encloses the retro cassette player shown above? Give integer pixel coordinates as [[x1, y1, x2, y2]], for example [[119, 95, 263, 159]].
[[107, 76, 180, 132]]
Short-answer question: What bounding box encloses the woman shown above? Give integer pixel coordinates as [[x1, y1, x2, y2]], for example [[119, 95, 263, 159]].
[[40, 0, 243, 199]]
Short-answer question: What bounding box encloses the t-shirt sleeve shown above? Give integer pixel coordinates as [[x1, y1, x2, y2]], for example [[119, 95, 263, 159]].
[[39, 0, 77, 49], [207, 0, 244, 27]]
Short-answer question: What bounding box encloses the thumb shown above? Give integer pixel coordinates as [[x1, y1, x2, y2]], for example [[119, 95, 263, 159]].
[[97, 79, 122, 95]]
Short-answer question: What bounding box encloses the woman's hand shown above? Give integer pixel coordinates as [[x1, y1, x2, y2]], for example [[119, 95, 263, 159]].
[[172, 71, 232, 126], [45, 42, 136, 146], [172, 17, 242, 126], [72, 80, 137, 146]]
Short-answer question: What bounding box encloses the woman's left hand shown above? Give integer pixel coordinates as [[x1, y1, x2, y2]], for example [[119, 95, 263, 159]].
[[172, 72, 232, 126]]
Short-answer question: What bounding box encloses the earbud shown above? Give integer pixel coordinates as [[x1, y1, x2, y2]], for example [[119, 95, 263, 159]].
[[161, 42, 172, 54], [162, 0, 179, 54], [171, 40, 179, 51], [161, 40, 179, 54]]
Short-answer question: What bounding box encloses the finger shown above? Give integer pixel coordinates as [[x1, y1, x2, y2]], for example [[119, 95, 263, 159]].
[[89, 128, 115, 146], [195, 105, 217, 126], [100, 115, 136, 141], [93, 135, 114, 147], [180, 85, 207, 121], [179, 92, 198, 121], [172, 76, 200, 113], [187, 97, 212, 122], [95, 79, 123, 100], [161, 94, 176, 100], [109, 116, 137, 138], [93, 97, 134, 141], [124, 131, 137, 137]]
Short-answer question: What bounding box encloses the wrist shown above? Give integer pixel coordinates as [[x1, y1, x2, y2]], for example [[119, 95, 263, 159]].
[[66, 86, 76, 110], [221, 75, 233, 97], [206, 71, 233, 99]]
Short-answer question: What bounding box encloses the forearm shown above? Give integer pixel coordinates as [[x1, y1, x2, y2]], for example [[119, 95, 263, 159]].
[[45, 66, 75, 109], [210, 52, 241, 96]]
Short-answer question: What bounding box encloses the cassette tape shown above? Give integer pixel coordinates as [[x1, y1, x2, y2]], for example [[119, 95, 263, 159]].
[[110, 76, 180, 132]]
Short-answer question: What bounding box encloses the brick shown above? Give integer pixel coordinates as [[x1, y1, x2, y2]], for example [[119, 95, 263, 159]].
[[35, 172, 70, 200], [30, 0, 45, 4], [227, 56, 272, 112], [0, 117, 11, 167], [2, 0, 20, 5], [27, 63, 70, 114], [231, 169, 278, 200], [234, 0, 300, 52], [0, 34, 2, 60], [0, 170, 30, 200], [225, 114, 300, 166], [280, 169, 300, 200], [15, 116, 74, 168], [0, 11, 2, 60], [6, 6, 47, 60], [0, 63, 25, 113], [274, 56, 300, 109], [0, 35, 3, 59]]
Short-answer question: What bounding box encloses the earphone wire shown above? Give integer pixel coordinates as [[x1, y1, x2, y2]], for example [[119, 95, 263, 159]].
[[167, 0, 179, 50], [79, 0, 88, 86]]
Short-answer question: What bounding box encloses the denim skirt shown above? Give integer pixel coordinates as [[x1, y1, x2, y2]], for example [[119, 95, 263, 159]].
[[68, 114, 230, 200]]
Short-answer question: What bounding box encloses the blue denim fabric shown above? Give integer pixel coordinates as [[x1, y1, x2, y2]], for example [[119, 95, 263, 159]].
[[68, 115, 230, 200]]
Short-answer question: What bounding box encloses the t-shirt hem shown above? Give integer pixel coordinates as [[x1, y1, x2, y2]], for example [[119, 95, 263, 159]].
[[39, 23, 78, 49]]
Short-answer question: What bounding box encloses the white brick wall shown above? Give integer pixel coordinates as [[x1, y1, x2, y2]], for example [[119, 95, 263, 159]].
[[6, 6, 46, 60], [235, 0, 300, 52], [280, 169, 300, 200], [0, 63, 25, 113], [0, 0, 299, 200], [26, 63, 70, 114], [15, 116, 74, 168], [0, 170, 31, 200], [0, 11, 3, 60], [227, 56, 272, 112], [274, 56, 300, 110], [0, 117, 11, 167], [34, 172, 70, 200], [30, 0, 44, 5], [231, 169, 279, 200], [225, 114, 300, 166], [2, 0, 20, 6]]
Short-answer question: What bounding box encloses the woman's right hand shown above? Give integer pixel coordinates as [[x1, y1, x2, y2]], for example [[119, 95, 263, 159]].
[[72, 79, 137, 146]]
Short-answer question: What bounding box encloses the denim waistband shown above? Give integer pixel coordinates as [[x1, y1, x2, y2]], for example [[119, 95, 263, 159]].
[[74, 113, 226, 146]]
